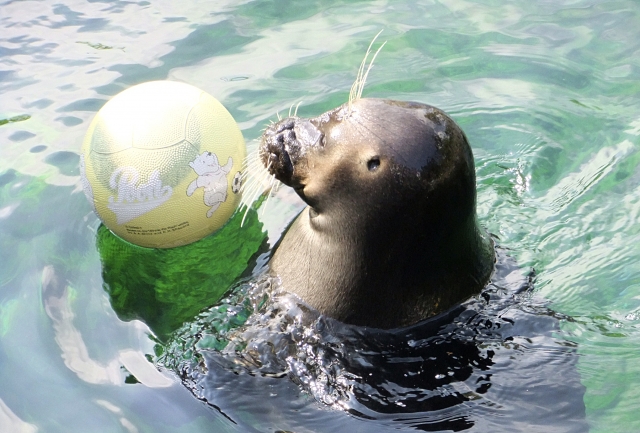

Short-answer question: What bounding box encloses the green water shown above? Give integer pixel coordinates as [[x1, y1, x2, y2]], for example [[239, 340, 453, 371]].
[[1, 0, 639, 431]]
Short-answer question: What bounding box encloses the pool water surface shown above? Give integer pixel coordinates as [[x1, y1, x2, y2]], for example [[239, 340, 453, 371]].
[[1, 1, 640, 432]]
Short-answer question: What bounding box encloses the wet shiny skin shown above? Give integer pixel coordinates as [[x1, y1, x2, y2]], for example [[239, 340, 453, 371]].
[[261, 98, 495, 328]]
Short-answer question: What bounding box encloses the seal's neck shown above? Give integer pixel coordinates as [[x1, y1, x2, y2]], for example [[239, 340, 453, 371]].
[[269, 207, 365, 321], [270, 206, 494, 329]]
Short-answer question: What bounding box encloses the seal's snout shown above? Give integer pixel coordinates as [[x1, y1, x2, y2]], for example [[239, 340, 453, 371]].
[[261, 118, 297, 185], [261, 118, 294, 184], [260, 117, 323, 186]]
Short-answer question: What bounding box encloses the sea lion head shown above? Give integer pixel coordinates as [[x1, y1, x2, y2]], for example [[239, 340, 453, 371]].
[[260, 98, 493, 328]]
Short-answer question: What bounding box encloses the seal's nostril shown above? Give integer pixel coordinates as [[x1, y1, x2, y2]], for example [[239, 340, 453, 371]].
[[276, 118, 296, 133], [283, 129, 296, 143]]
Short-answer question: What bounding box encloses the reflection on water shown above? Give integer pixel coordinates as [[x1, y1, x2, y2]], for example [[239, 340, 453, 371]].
[[42, 265, 173, 387], [1, 0, 640, 432], [160, 250, 586, 432], [97, 203, 267, 340], [0, 398, 37, 433]]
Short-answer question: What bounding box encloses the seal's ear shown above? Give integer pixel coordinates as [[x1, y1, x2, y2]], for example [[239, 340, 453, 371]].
[[367, 157, 381, 172]]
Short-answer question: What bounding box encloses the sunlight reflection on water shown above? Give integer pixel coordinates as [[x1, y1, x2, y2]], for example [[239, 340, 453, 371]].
[[1, 0, 640, 432]]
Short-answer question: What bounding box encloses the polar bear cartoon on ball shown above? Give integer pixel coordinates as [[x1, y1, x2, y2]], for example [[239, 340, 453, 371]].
[[187, 151, 233, 218]]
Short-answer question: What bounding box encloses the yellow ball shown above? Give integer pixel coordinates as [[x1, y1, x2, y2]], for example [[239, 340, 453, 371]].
[[80, 81, 246, 248]]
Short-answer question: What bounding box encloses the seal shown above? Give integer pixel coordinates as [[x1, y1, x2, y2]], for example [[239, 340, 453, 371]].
[[260, 98, 495, 329]]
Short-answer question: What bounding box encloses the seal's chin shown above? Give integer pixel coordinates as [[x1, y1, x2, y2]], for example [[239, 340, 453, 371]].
[[260, 117, 323, 188]]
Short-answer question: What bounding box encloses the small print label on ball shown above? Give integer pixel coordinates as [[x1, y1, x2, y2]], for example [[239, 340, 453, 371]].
[[124, 221, 189, 236]]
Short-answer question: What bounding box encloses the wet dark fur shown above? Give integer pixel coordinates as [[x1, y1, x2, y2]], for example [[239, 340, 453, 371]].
[[260, 98, 495, 328]]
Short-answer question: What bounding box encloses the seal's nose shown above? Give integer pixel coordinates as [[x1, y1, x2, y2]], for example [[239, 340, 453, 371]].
[[261, 116, 324, 187], [261, 117, 300, 185]]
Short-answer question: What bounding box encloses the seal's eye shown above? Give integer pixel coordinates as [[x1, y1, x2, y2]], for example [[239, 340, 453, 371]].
[[367, 157, 381, 172]]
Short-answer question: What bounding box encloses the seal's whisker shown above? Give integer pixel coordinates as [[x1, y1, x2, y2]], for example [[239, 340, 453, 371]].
[[294, 101, 302, 117], [241, 165, 267, 198], [240, 203, 252, 226], [247, 172, 268, 199], [358, 40, 386, 100], [270, 175, 281, 193], [241, 148, 255, 166], [239, 172, 259, 196], [239, 148, 278, 226], [260, 175, 278, 217], [240, 178, 267, 226], [348, 30, 386, 114], [349, 36, 374, 107], [242, 181, 261, 204], [276, 111, 282, 121], [241, 148, 260, 171], [243, 155, 276, 194]]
